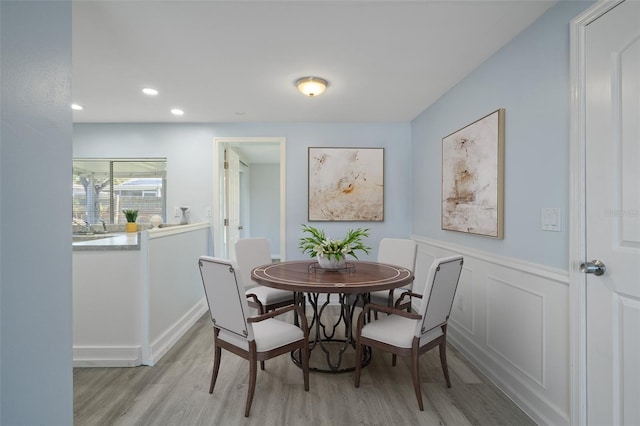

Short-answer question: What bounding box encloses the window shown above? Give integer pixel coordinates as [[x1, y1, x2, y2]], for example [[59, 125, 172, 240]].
[[73, 159, 167, 224]]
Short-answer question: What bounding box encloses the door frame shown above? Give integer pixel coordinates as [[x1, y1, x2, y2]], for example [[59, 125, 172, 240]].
[[569, 2, 625, 424], [213, 136, 286, 259]]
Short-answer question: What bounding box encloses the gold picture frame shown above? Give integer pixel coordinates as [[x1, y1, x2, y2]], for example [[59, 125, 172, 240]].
[[441, 109, 505, 238]]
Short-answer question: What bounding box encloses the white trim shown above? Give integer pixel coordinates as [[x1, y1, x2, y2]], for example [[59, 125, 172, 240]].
[[411, 235, 569, 284], [569, 2, 624, 425], [279, 139, 287, 260], [72, 346, 142, 368], [140, 230, 151, 365], [146, 221, 210, 239]]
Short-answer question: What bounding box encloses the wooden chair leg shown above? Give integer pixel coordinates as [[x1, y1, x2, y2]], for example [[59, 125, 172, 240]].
[[354, 340, 363, 387], [245, 353, 257, 417], [411, 347, 424, 411], [302, 343, 310, 392], [260, 361, 265, 371], [439, 341, 451, 388], [392, 354, 397, 366], [209, 344, 222, 394]]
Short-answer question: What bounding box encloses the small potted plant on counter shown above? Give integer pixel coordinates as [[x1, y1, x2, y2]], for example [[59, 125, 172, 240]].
[[299, 224, 370, 270], [123, 209, 139, 233]]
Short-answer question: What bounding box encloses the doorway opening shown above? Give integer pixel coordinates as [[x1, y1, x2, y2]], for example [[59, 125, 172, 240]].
[[213, 137, 286, 260]]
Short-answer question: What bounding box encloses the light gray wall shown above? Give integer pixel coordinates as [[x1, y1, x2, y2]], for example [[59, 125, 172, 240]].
[[1, 1, 73, 424], [249, 163, 281, 256], [410, 0, 594, 270], [73, 122, 413, 260]]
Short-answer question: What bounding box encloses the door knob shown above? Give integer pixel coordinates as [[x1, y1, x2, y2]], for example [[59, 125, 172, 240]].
[[238, 225, 244, 230], [580, 259, 606, 276]]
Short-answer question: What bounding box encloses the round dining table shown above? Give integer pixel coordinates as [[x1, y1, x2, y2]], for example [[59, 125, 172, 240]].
[[251, 260, 414, 373]]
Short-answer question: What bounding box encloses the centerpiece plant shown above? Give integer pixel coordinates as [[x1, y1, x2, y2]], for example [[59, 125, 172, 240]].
[[299, 224, 371, 268]]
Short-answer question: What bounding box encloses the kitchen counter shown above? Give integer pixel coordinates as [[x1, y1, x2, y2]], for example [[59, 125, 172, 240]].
[[73, 222, 211, 367], [72, 223, 206, 251], [72, 232, 140, 251]]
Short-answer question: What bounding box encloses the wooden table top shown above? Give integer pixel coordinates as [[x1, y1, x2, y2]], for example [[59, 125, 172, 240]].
[[251, 260, 414, 294]]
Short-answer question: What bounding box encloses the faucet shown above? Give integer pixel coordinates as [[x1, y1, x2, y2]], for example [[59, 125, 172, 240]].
[[78, 220, 93, 234]]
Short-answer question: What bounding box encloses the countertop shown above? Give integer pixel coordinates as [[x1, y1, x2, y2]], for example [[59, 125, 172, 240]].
[[73, 233, 140, 251], [72, 223, 210, 251]]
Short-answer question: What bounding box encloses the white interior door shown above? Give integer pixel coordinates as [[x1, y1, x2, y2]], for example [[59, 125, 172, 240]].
[[225, 148, 241, 260], [213, 137, 286, 260], [584, 1, 640, 424]]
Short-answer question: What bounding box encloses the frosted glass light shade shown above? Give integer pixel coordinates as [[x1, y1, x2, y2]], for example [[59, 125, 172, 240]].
[[296, 77, 328, 97]]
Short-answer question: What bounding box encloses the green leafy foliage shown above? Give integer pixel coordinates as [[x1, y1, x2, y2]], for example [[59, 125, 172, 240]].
[[299, 224, 371, 261], [122, 209, 139, 223]]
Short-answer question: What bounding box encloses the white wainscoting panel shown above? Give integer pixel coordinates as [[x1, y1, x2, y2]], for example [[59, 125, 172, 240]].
[[412, 236, 570, 426], [451, 267, 475, 335], [486, 276, 544, 386]]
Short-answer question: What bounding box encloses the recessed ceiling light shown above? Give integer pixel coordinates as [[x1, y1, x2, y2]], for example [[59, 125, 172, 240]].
[[142, 88, 159, 96], [71, 104, 84, 110], [171, 108, 184, 116]]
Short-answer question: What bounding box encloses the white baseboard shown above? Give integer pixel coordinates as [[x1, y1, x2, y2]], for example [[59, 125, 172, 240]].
[[73, 345, 142, 367], [146, 298, 208, 366]]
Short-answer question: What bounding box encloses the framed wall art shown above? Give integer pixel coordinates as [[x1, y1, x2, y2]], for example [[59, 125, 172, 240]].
[[308, 147, 384, 221], [441, 108, 505, 238]]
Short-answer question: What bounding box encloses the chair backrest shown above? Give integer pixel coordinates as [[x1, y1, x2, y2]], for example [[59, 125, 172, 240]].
[[377, 238, 417, 272], [235, 237, 272, 290], [414, 255, 463, 338], [198, 256, 254, 341]]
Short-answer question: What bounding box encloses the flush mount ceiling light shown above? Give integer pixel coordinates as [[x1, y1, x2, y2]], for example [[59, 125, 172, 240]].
[[296, 77, 328, 97], [71, 103, 84, 111], [142, 87, 159, 96], [170, 108, 184, 116]]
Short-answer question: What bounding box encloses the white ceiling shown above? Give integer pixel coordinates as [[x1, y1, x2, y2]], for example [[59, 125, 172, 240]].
[[72, 0, 557, 124]]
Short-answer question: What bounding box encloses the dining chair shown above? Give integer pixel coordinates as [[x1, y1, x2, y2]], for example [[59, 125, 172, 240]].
[[368, 238, 417, 312], [354, 255, 464, 411], [198, 256, 310, 417], [235, 237, 296, 315]]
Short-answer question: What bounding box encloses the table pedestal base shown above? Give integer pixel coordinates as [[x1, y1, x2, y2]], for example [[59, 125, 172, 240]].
[[291, 292, 371, 373]]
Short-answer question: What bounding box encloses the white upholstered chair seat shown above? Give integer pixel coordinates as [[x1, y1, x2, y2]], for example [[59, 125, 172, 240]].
[[368, 285, 411, 307], [218, 319, 304, 352], [360, 315, 443, 349], [246, 286, 293, 306]]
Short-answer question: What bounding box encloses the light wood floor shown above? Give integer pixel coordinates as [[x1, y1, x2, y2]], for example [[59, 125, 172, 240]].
[[74, 311, 536, 426]]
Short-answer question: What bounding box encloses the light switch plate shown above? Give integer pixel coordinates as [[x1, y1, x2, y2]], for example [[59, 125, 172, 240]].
[[541, 208, 561, 232]]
